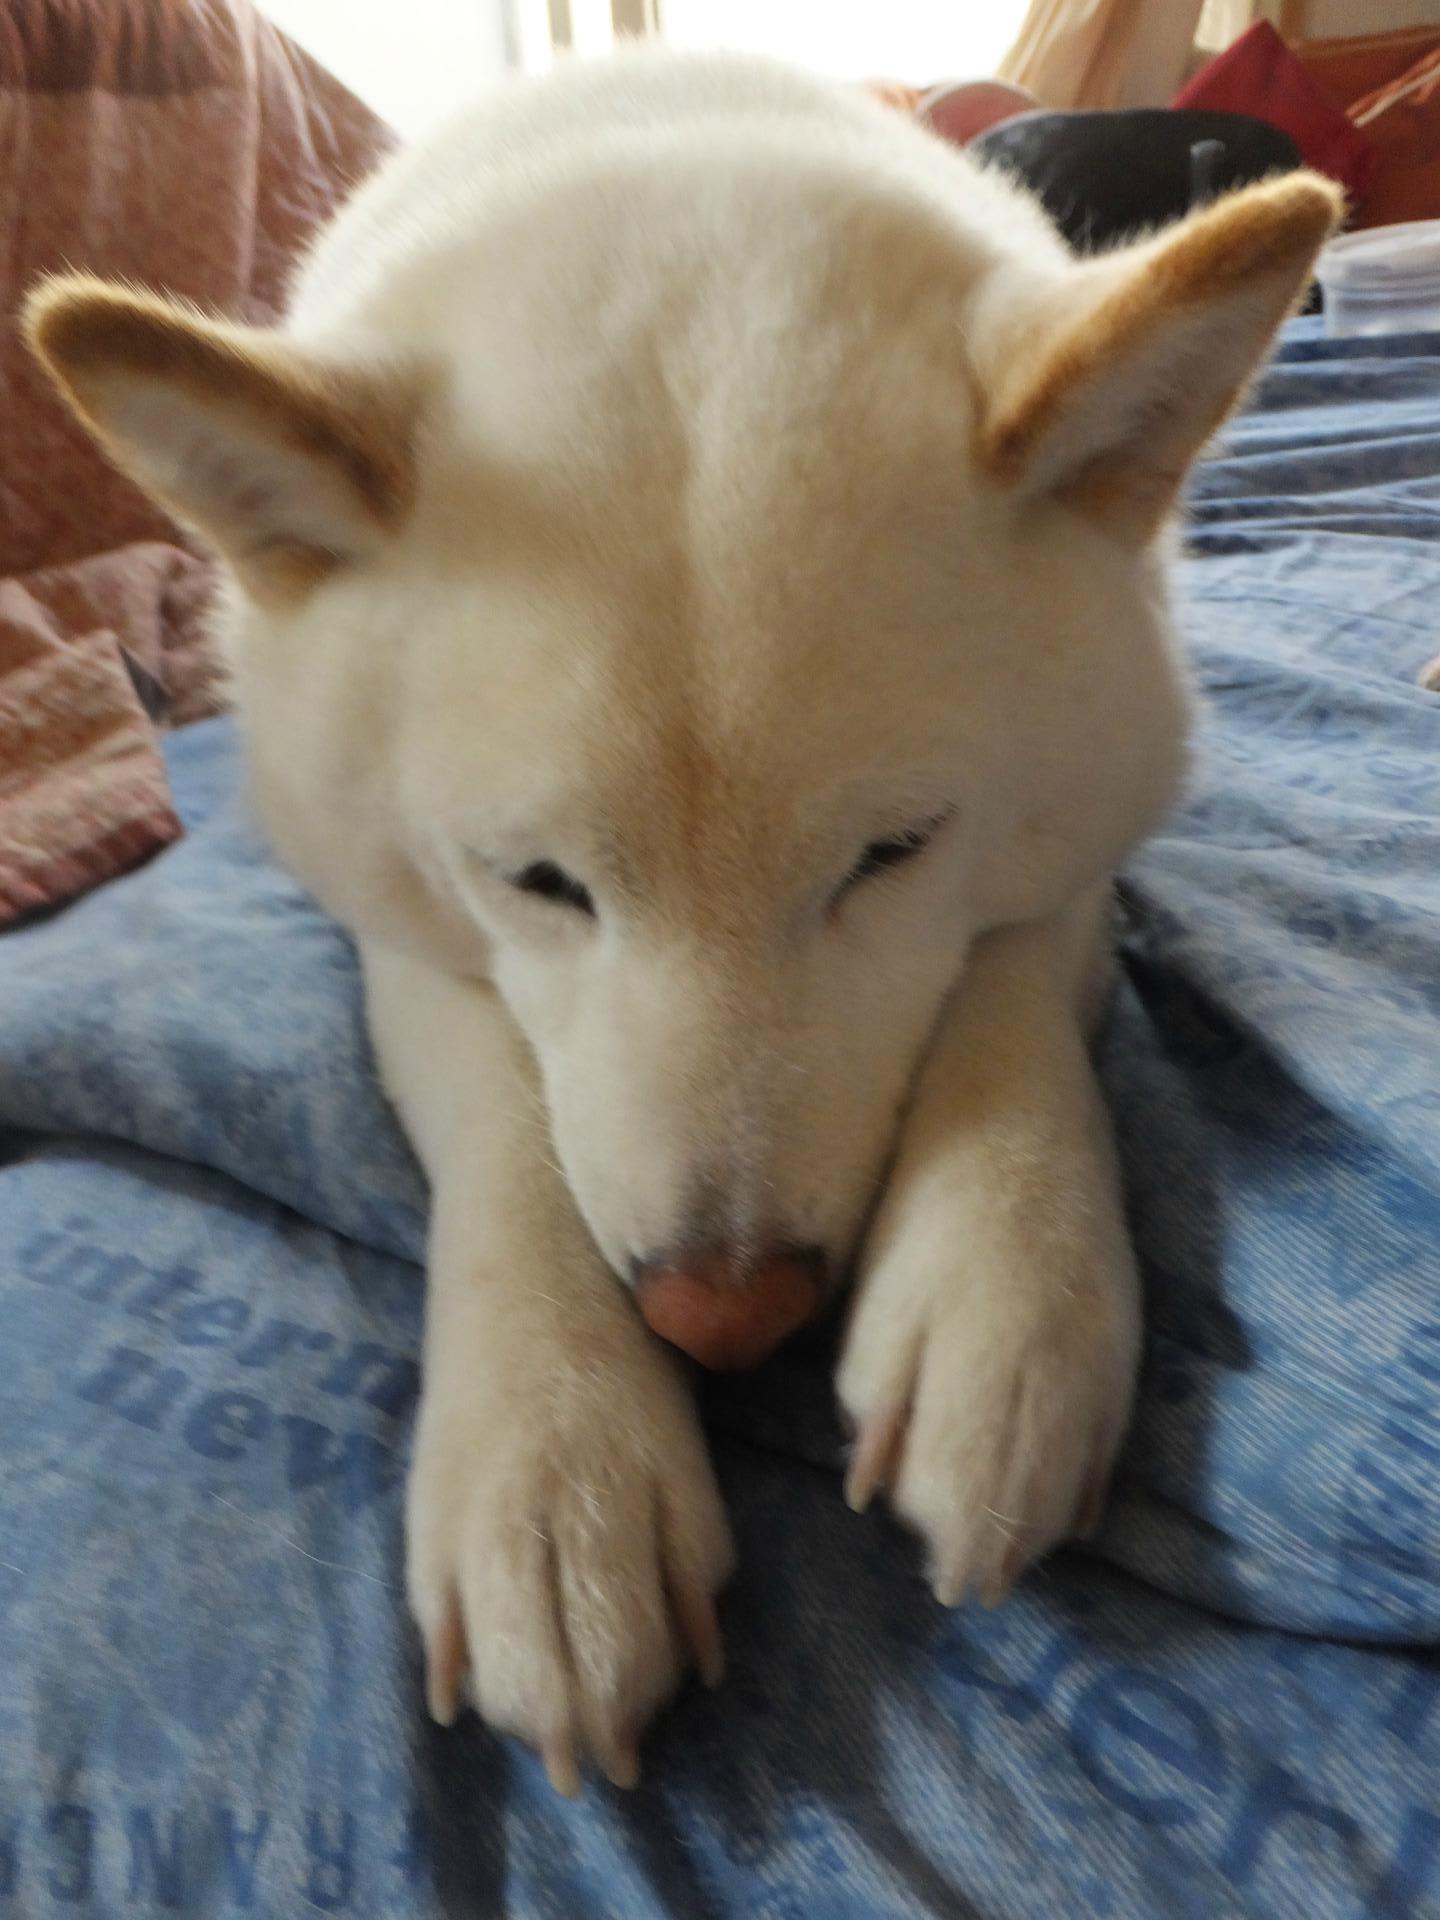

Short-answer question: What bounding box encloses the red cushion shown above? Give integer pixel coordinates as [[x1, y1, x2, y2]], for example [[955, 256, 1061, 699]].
[[1174, 21, 1375, 209]]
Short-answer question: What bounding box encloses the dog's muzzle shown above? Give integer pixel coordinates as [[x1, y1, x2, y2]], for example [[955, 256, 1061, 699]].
[[633, 1245, 825, 1370]]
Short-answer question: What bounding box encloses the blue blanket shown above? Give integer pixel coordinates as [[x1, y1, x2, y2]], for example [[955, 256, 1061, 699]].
[[1, 317, 1438, 1918]]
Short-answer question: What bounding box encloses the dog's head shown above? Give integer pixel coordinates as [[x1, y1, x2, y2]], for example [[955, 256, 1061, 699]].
[[26, 120, 1338, 1367]]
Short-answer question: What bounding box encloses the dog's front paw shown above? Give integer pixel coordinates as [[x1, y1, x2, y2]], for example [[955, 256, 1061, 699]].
[[836, 1223, 1140, 1607], [407, 1328, 734, 1793]]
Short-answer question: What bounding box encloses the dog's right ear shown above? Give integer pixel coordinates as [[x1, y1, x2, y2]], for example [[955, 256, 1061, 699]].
[[978, 173, 1343, 542], [24, 273, 422, 603]]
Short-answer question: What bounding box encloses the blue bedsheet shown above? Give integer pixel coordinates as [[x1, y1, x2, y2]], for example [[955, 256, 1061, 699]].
[[1, 317, 1438, 1918]]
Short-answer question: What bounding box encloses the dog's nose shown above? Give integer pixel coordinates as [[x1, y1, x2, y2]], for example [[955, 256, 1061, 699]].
[[633, 1245, 825, 1371]]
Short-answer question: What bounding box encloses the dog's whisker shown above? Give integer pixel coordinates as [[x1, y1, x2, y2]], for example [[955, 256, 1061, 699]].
[[208, 1494, 400, 1590]]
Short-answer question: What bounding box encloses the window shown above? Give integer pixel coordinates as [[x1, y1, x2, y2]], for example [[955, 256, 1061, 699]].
[[261, 0, 511, 134], [658, 1, 1031, 83]]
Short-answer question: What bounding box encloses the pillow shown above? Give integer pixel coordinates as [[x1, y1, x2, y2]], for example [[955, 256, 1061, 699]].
[[0, 0, 394, 920], [1174, 20, 1376, 208], [0, 556, 183, 927]]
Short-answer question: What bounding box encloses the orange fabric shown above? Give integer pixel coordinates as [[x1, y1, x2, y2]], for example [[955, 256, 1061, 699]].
[[1307, 35, 1440, 232], [1297, 26, 1440, 114], [865, 80, 923, 112]]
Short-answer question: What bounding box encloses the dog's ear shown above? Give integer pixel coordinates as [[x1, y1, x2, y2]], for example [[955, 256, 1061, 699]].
[[979, 173, 1342, 541], [24, 274, 421, 602]]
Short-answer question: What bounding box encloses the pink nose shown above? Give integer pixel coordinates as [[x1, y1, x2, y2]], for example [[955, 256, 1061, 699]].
[[635, 1248, 824, 1371]]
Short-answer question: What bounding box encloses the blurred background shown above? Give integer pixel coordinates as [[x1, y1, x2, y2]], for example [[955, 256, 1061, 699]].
[[260, 0, 1440, 137]]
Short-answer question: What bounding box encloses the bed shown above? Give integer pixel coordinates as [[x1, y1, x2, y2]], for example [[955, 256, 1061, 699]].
[[0, 315, 1437, 1918]]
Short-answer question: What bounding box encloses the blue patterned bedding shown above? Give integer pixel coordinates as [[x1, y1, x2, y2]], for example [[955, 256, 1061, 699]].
[[1, 316, 1438, 1918]]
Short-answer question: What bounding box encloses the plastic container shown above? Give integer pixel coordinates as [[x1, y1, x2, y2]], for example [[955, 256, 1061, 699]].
[[1317, 219, 1440, 337]]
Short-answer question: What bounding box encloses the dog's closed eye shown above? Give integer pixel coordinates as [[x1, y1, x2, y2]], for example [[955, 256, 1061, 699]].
[[510, 860, 596, 916], [835, 812, 954, 905]]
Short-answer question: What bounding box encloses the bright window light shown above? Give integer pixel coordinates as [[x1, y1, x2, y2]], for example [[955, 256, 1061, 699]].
[[659, 1, 1030, 83], [261, 0, 510, 134]]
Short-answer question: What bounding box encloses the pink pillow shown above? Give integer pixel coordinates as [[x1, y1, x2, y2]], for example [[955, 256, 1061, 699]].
[[918, 80, 1038, 147]]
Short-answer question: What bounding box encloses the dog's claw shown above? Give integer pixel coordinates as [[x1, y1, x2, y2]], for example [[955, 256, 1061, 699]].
[[846, 1406, 904, 1515], [932, 1568, 966, 1609], [424, 1594, 467, 1726], [672, 1576, 725, 1689], [979, 1543, 1024, 1610], [1074, 1472, 1110, 1541], [543, 1734, 582, 1800], [600, 1731, 641, 1790]]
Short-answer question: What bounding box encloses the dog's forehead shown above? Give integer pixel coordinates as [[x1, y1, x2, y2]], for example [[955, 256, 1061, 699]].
[[403, 151, 998, 547], [406, 364, 1009, 875], [496, 571, 982, 879], [405, 528, 978, 896], [398, 164, 1026, 864]]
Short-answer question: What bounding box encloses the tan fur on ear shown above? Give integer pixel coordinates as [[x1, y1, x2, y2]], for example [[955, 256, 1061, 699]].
[[24, 273, 421, 599], [981, 173, 1344, 539]]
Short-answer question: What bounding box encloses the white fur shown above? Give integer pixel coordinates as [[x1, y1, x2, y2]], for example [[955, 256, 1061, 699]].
[[34, 48, 1338, 1788], [315, 58, 1179, 1780]]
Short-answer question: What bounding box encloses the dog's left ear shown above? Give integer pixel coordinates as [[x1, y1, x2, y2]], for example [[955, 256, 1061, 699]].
[[24, 273, 422, 603], [980, 173, 1343, 541]]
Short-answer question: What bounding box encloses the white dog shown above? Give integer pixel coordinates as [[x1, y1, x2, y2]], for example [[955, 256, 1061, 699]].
[[27, 49, 1338, 1794]]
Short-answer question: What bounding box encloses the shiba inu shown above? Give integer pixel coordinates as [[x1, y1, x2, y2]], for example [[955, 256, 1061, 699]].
[[26, 48, 1339, 1795]]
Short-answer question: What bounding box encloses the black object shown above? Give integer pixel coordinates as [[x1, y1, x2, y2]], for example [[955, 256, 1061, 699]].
[[970, 107, 1304, 253]]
